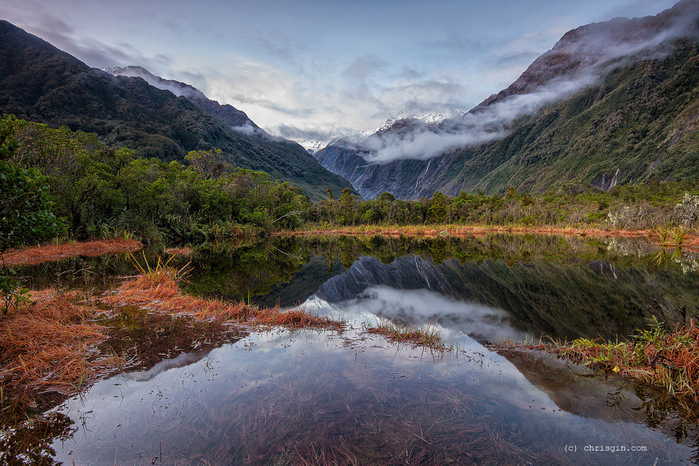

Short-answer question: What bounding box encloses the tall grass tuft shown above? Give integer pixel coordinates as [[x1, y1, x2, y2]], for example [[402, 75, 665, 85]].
[[365, 320, 447, 350], [127, 251, 191, 284], [557, 316, 699, 411]]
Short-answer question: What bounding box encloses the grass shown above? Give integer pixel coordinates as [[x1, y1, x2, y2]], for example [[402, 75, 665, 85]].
[[0, 289, 123, 397], [365, 320, 447, 351], [523, 317, 699, 415], [0, 252, 345, 418], [0, 238, 143, 267], [102, 256, 346, 332]]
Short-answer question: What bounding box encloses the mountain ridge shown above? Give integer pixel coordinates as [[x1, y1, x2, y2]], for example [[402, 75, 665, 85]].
[[104, 66, 260, 130], [315, 0, 699, 199], [0, 20, 354, 201]]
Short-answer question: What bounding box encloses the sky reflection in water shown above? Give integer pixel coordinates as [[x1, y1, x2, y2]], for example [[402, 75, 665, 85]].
[[42, 236, 699, 464], [53, 319, 691, 464]]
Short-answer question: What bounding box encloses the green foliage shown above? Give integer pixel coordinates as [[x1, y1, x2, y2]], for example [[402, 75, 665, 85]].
[[8, 118, 309, 242], [0, 160, 65, 250], [0, 275, 29, 315], [0, 117, 66, 252], [379, 192, 395, 202], [427, 191, 447, 223], [0, 114, 19, 160], [0, 23, 353, 201]]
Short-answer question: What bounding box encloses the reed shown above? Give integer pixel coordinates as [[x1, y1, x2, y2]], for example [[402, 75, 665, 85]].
[[365, 320, 447, 350], [670, 226, 690, 246], [102, 259, 346, 332], [0, 290, 122, 397]]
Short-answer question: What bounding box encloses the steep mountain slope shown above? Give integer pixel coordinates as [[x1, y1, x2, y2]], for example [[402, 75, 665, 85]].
[[0, 21, 354, 201], [312, 252, 696, 341], [104, 66, 258, 129], [315, 0, 699, 199]]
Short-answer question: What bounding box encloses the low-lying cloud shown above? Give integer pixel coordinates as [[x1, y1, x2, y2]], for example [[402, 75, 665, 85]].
[[355, 2, 699, 164], [361, 73, 596, 163], [344, 286, 529, 343]]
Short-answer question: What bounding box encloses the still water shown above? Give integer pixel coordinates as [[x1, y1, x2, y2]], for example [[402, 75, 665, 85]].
[[7, 234, 699, 464]]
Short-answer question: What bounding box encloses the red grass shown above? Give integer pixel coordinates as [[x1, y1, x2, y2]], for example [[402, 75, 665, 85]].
[[0, 290, 122, 395], [101, 270, 345, 331], [501, 321, 699, 414], [0, 238, 143, 266], [164, 247, 193, 256]]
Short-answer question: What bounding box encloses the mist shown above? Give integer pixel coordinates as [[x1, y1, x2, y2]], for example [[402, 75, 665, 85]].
[[357, 2, 699, 164], [340, 286, 529, 343]]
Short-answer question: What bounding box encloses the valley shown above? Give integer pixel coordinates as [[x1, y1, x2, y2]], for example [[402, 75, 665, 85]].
[[2, 1, 699, 464]]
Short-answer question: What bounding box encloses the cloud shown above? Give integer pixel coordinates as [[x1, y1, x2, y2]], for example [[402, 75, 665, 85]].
[[361, 73, 594, 162], [273, 125, 336, 142], [381, 80, 470, 116], [0, 6, 172, 71], [357, 4, 699, 163], [341, 54, 388, 81], [244, 29, 313, 76], [270, 124, 361, 150], [422, 33, 484, 54], [230, 121, 276, 139]]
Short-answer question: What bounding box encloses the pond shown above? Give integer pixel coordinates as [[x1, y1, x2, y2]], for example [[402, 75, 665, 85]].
[[3, 234, 699, 465]]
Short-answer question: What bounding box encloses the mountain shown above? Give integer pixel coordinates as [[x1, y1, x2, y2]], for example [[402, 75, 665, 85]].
[[314, 0, 699, 199], [103, 66, 259, 130], [311, 252, 691, 341], [0, 21, 354, 201]]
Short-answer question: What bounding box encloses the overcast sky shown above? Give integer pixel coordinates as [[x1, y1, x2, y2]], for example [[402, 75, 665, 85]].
[[0, 0, 680, 144]]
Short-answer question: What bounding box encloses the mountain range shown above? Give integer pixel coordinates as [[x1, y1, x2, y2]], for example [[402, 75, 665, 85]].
[[314, 0, 699, 199], [2, 1, 699, 202], [0, 21, 353, 201]]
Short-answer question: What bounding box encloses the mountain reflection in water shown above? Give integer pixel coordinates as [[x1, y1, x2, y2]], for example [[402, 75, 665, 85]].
[[7, 234, 699, 464]]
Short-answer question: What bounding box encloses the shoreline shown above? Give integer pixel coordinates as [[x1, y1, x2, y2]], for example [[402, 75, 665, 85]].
[[276, 225, 699, 249], [0, 238, 143, 267]]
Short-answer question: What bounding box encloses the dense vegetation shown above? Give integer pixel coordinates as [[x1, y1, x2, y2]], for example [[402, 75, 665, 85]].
[[0, 20, 353, 201], [303, 184, 699, 231], [5, 117, 309, 244], [316, 37, 699, 199], [3, 112, 699, 252]]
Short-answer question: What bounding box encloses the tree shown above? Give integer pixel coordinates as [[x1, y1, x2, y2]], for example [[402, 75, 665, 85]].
[[379, 192, 395, 202], [427, 191, 447, 223], [185, 149, 223, 180], [0, 115, 66, 313], [339, 187, 357, 225]]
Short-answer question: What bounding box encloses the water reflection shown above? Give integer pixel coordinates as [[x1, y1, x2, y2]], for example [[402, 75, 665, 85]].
[[11, 235, 699, 343], [52, 329, 693, 465], [5, 233, 699, 464], [307, 285, 529, 343]]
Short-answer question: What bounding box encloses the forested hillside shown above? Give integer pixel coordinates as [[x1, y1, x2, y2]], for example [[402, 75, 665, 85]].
[[0, 21, 354, 201], [315, 1, 699, 199]]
